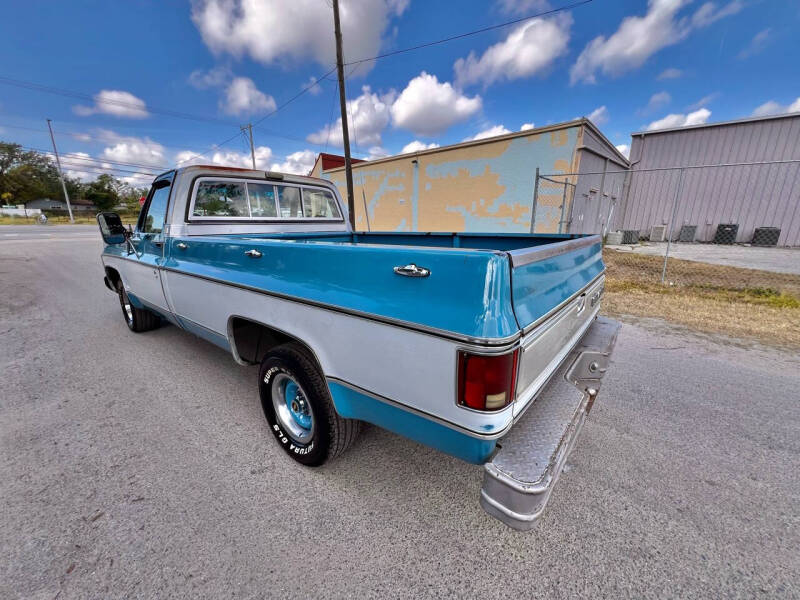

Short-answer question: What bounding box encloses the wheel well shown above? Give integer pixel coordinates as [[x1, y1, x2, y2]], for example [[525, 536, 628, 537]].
[[228, 317, 321, 370], [105, 266, 122, 288]]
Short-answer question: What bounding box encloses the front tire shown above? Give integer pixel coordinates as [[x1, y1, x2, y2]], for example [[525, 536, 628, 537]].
[[116, 281, 160, 333], [259, 343, 359, 466]]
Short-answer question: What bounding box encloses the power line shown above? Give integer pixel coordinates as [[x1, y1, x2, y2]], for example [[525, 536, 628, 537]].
[[0, 70, 346, 154], [21, 147, 161, 178], [0, 76, 234, 126], [21, 145, 166, 171], [344, 0, 592, 66]]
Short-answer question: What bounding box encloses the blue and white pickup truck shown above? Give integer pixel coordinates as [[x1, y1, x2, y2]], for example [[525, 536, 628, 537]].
[[96, 165, 620, 529]]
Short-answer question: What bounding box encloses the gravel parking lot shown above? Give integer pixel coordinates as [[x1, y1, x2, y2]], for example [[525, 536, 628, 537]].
[[1, 227, 798, 598]]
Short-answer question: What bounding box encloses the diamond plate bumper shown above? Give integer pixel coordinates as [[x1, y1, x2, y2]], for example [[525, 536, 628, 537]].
[[480, 316, 621, 530]]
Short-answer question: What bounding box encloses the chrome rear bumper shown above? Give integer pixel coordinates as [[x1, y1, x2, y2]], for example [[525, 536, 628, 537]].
[[480, 316, 621, 530]]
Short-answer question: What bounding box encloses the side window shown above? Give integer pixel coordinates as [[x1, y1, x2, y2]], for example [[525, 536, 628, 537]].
[[277, 185, 303, 218], [141, 183, 171, 234], [302, 188, 341, 218], [247, 183, 277, 218], [193, 181, 248, 217]]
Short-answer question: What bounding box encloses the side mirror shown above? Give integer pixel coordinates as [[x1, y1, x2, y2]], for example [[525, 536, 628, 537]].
[[97, 212, 128, 245]]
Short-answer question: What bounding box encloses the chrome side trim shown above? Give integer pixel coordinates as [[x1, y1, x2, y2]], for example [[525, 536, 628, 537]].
[[513, 306, 601, 425], [159, 265, 521, 347], [508, 234, 602, 267], [520, 270, 605, 336], [327, 377, 509, 440]]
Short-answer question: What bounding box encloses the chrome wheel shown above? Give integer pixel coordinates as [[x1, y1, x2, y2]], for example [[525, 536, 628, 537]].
[[271, 373, 314, 444]]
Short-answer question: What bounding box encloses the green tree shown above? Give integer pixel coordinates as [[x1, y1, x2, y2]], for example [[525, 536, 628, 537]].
[[0, 142, 64, 205], [85, 174, 122, 212]]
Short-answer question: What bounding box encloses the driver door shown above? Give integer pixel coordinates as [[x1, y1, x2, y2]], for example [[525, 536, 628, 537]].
[[125, 174, 173, 313]]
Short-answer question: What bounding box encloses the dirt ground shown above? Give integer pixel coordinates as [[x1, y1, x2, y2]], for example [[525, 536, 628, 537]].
[[603, 249, 800, 349]]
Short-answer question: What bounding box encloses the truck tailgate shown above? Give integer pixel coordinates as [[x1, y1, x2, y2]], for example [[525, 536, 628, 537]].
[[506, 235, 605, 415]]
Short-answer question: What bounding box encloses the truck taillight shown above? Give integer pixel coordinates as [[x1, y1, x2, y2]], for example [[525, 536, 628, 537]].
[[457, 349, 519, 411]]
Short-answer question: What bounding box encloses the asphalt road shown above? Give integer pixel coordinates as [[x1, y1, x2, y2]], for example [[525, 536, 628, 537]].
[[1, 227, 798, 598]]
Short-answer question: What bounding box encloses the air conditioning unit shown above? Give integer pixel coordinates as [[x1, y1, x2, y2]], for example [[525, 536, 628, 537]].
[[649, 225, 666, 242], [713, 223, 739, 245], [752, 227, 780, 246], [678, 225, 697, 242], [621, 229, 639, 244]]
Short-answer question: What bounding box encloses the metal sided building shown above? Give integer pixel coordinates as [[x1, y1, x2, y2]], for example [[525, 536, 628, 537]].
[[619, 112, 800, 246], [311, 119, 628, 234]]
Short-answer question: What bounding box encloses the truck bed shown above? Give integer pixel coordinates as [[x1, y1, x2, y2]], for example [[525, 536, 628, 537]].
[[166, 231, 604, 342]]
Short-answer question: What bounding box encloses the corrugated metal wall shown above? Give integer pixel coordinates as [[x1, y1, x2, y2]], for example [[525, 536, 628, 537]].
[[622, 114, 800, 246], [568, 127, 628, 235]]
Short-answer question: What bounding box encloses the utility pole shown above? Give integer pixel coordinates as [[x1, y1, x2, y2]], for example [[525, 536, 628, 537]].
[[332, 0, 356, 230], [242, 123, 256, 170], [46, 119, 74, 223]]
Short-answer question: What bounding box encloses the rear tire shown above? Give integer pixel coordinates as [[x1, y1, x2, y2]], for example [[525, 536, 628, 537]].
[[116, 280, 160, 333], [259, 343, 360, 466]]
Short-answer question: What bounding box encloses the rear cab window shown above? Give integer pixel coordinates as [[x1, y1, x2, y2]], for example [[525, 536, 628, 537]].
[[189, 177, 341, 221]]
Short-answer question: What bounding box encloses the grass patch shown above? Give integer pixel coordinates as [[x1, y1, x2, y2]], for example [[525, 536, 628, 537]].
[[603, 249, 800, 348]]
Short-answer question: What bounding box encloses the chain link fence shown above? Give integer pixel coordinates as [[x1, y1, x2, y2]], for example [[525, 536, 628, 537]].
[[534, 160, 800, 347]]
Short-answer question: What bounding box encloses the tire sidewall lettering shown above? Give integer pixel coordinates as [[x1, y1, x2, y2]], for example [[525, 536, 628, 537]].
[[265, 366, 314, 452]]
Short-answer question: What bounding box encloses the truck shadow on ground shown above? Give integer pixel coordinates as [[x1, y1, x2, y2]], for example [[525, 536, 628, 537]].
[[140, 320, 491, 531]]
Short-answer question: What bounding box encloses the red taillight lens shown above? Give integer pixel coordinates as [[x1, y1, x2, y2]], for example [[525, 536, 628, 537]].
[[457, 349, 519, 411]]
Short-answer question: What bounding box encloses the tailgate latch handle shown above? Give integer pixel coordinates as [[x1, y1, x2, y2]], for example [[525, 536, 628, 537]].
[[393, 263, 430, 278]]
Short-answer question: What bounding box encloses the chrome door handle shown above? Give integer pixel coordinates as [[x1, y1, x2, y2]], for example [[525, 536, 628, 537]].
[[176, 242, 188, 250], [245, 249, 262, 258], [393, 263, 430, 277]]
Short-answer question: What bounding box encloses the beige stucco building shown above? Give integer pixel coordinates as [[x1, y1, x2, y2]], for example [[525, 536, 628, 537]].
[[311, 119, 628, 234]]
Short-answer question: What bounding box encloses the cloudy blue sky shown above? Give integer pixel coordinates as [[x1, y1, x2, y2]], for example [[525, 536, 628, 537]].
[[0, 0, 797, 183]]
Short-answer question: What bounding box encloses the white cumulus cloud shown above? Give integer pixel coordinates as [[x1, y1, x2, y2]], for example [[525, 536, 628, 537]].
[[271, 150, 316, 175], [462, 125, 512, 142], [73, 90, 149, 119], [391, 72, 482, 137], [401, 140, 440, 153], [571, 0, 742, 84], [615, 144, 630, 158], [100, 131, 167, 167], [191, 0, 400, 71], [637, 92, 671, 116], [751, 98, 800, 117], [222, 77, 276, 116], [646, 107, 711, 131], [657, 67, 683, 80], [175, 146, 274, 170], [520, 123, 536, 131], [588, 105, 610, 125], [189, 66, 232, 89], [738, 28, 771, 59], [496, 0, 551, 15], [454, 16, 571, 88], [62, 152, 94, 183], [691, 0, 743, 27], [307, 86, 393, 148]]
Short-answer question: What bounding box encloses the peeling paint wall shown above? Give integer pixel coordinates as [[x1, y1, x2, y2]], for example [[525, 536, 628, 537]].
[[324, 126, 581, 232]]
